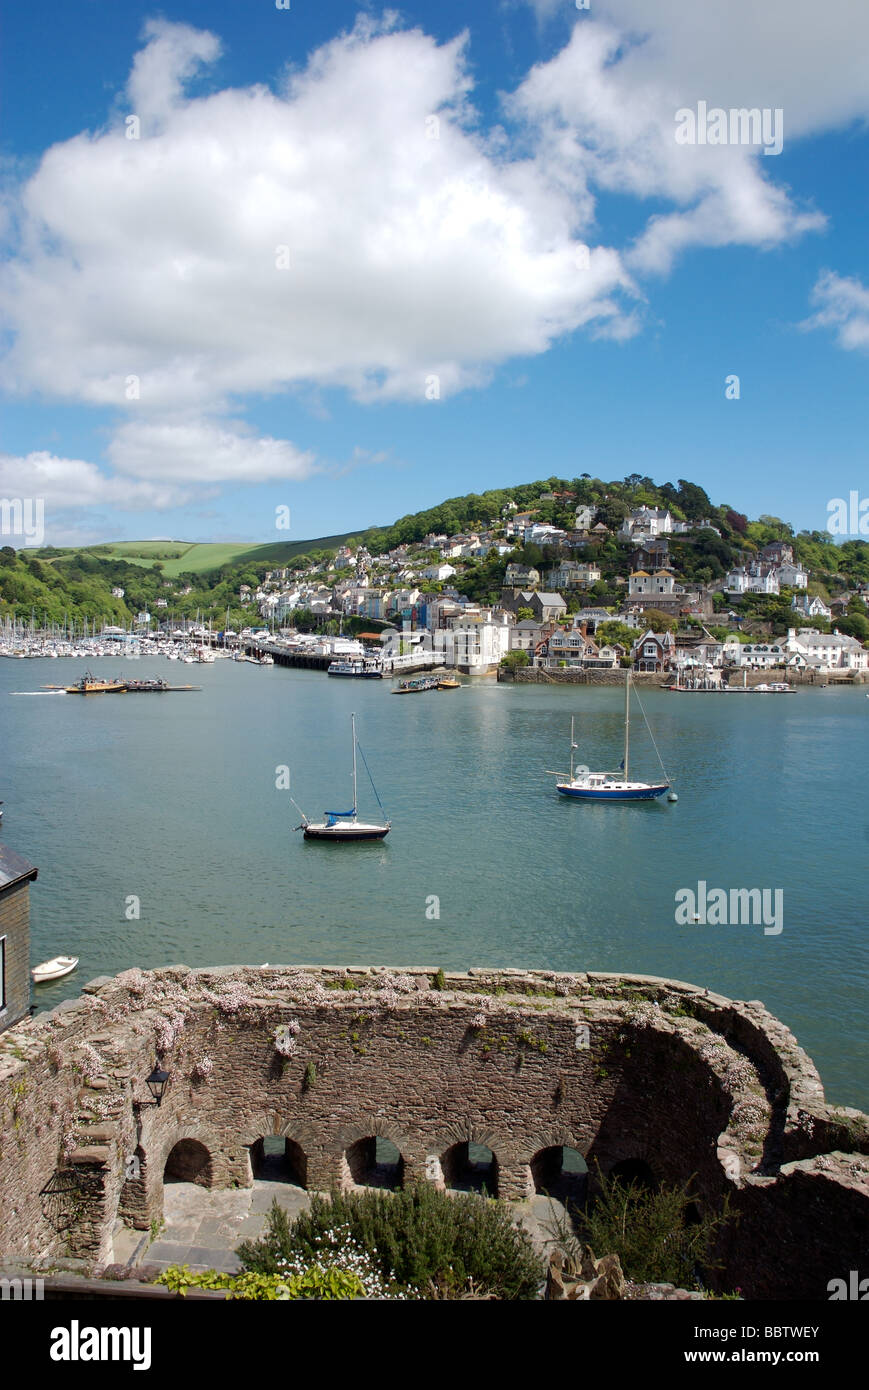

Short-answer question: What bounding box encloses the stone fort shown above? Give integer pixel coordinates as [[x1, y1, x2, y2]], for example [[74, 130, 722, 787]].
[[0, 963, 866, 1299]]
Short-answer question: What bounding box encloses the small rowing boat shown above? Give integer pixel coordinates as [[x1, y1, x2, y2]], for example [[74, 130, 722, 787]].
[[32, 955, 79, 983]]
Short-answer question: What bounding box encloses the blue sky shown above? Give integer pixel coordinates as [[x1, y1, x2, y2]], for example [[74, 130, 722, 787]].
[[1, 0, 867, 546]]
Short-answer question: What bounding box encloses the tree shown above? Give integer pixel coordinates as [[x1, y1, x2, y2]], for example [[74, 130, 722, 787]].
[[640, 609, 678, 632], [595, 620, 636, 649], [501, 649, 530, 668], [516, 606, 535, 621]]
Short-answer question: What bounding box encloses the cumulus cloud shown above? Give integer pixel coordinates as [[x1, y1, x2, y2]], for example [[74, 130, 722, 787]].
[[0, 449, 196, 521], [1, 5, 866, 505], [802, 271, 869, 351], [0, 14, 634, 422], [508, 6, 835, 276], [107, 418, 316, 484]]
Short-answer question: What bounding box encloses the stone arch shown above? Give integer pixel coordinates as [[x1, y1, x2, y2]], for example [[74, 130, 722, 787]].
[[237, 1112, 318, 1152], [237, 1112, 316, 1189], [529, 1145, 588, 1202], [150, 1121, 225, 1182], [164, 1138, 213, 1187], [337, 1118, 413, 1191], [440, 1142, 499, 1196]]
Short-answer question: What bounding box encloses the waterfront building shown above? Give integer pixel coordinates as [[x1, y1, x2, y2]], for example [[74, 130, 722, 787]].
[[0, 845, 37, 1035]]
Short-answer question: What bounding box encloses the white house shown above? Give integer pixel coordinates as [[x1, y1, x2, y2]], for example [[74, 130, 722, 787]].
[[421, 563, 457, 582], [435, 621, 505, 674], [618, 507, 675, 540], [738, 642, 787, 668], [792, 593, 831, 620], [776, 562, 809, 589], [783, 628, 868, 671], [725, 567, 780, 596], [524, 523, 568, 545]]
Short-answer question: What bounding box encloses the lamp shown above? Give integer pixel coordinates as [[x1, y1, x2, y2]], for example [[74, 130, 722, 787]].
[[144, 1062, 170, 1106]]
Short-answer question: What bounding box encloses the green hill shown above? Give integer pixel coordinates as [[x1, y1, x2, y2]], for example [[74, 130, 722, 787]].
[[2, 474, 867, 634]]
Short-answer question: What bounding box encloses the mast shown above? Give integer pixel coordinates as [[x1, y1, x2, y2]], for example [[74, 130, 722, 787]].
[[351, 712, 358, 814], [624, 669, 630, 780], [570, 716, 575, 781]]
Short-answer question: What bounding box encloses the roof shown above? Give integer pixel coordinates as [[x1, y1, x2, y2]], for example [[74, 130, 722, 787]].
[[535, 592, 567, 604], [0, 844, 38, 892]]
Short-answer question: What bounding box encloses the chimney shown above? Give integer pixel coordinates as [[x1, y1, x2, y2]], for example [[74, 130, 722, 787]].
[[579, 621, 587, 638]]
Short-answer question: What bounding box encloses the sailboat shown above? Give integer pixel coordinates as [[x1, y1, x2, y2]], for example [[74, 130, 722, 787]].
[[549, 671, 672, 801], [292, 713, 391, 840]]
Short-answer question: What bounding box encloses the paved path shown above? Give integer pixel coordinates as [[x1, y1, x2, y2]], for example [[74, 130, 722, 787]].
[[144, 1179, 311, 1274], [125, 1181, 576, 1276]]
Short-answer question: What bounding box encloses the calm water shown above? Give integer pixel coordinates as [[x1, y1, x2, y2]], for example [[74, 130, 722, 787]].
[[2, 657, 867, 1108]]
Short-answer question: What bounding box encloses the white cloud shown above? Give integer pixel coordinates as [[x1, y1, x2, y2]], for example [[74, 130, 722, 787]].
[[0, 15, 635, 423], [107, 418, 316, 484], [127, 18, 222, 127], [802, 271, 869, 351], [2, 3, 866, 500], [508, 6, 837, 276], [0, 450, 190, 512]]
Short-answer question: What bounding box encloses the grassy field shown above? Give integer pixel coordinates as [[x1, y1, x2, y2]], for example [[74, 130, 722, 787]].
[[35, 530, 381, 577]]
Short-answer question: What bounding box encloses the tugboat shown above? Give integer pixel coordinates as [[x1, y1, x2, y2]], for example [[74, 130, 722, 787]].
[[65, 671, 126, 694], [292, 714, 391, 840]]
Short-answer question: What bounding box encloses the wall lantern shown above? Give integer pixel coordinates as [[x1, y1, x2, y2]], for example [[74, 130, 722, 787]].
[[144, 1061, 170, 1106]]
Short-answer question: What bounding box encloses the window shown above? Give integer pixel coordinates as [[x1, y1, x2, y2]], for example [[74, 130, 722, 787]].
[[0, 935, 6, 1011]]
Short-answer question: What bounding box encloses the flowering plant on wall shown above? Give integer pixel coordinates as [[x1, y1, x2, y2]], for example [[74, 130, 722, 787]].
[[273, 1021, 301, 1058]]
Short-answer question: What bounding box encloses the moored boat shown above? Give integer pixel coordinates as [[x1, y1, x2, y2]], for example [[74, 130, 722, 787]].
[[549, 671, 673, 802], [32, 955, 79, 983], [292, 714, 390, 840]]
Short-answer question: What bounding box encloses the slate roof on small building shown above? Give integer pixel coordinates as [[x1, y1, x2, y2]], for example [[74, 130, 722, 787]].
[[0, 844, 38, 892]]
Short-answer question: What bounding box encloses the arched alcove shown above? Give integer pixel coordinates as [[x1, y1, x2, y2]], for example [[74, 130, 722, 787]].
[[163, 1138, 213, 1188], [344, 1136, 404, 1190], [530, 1145, 588, 1203], [250, 1136, 308, 1188], [441, 1142, 499, 1196]]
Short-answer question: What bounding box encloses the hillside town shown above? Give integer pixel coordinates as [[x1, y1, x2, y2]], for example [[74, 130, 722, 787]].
[[239, 496, 869, 677]]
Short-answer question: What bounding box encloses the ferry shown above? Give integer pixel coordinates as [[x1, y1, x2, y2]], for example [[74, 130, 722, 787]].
[[392, 676, 439, 694], [327, 658, 383, 678]]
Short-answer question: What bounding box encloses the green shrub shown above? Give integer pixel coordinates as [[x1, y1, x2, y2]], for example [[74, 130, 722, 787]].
[[155, 1263, 364, 1300], [238, 1184, 543, 1299], [576, 1164, 734, 1289]]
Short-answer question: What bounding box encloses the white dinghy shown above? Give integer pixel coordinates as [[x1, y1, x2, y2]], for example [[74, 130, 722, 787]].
[[31, 955, 79, 983]]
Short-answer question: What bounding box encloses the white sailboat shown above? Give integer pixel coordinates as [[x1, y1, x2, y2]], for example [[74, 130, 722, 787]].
[[549, 670, 673, 801], [292, 714, 391, 840]]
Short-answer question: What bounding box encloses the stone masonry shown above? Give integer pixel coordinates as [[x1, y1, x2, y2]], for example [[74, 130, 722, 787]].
[[0, 964, 866, 1298]]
